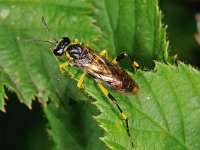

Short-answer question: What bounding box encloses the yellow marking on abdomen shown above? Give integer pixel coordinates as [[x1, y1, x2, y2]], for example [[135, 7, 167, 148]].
[[133, 86, 139, 94]]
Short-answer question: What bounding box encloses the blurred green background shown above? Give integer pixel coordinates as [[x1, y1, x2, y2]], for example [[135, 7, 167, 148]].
[[160, 0, 200, 67], [0, 0, 200, 150]]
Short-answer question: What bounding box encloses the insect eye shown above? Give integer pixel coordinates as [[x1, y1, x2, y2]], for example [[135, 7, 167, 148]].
[[62, 37, 71, 45]]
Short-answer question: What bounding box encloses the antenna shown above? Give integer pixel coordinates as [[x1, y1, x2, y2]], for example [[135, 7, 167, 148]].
[[41, 16, 58, 43], [28, 39, 56, 46]]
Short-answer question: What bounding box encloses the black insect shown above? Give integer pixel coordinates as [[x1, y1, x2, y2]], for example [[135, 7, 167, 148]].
[[33, 16, 140, 148]]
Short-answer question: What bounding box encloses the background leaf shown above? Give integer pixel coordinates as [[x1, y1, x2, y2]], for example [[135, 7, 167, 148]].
[[65, 61, 200, 149], [45, 101, 105, 150], [0, 0, 99, 107], [89, 0, 169, 67]]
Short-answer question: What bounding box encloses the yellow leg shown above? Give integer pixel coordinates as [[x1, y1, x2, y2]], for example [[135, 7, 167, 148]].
[[96, 80, 109, 95], [99, 49, 108, 59], [72, 38, 82, 45], [96, 80, 133, 147], [112, 52, 140, 69], [112, 57, 118, 64], [77, 71, 87, 89], [132, 61, 140, 69], [59, 61, 70, 74]]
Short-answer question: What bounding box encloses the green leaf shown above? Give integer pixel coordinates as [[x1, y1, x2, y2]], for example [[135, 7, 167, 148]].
[[44, 101, 105, 150], [89, 0, 169, 67], [0, 0, 102, 149], [65, 62, 200, 150], [0, 82, 6, 111], [1, 0, 200, 150], [0, 0, 98, 108]]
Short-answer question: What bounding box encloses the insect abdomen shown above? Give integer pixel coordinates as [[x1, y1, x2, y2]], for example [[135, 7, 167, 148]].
[[121, 73, 139, 94], [75, 47, 139, 94]]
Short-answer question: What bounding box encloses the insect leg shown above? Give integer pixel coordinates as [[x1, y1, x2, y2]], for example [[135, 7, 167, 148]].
[[72, 38, 80, 44], [77, 71, 87, 89], [59, 61, 70, 74], [99, 49, 108, 59], [96, 80, 134, 147], [112, 52, 140, 70]]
